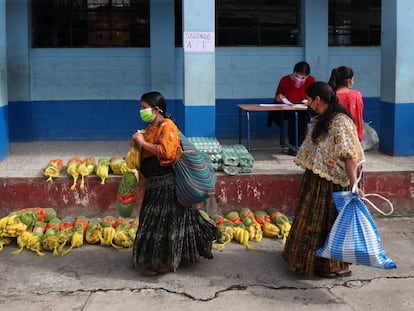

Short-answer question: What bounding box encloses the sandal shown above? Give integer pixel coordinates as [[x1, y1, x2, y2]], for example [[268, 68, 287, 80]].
[[157, 264, 169, 274], [316, 270, 352, 278], [141, 268, 158, 277]]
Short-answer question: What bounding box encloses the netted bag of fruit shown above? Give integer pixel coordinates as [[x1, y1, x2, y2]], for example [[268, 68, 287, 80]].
[[43, 159, 64, 182]]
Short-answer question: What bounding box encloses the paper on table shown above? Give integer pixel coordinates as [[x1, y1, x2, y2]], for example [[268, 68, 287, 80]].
[[259, 103, 284, 107], [281, 97, 294, 106]]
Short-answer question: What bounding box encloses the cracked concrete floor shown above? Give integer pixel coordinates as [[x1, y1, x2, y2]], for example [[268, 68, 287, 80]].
[[0, 217, 413, 311]]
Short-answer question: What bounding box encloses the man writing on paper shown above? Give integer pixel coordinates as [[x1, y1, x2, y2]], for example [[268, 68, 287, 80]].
[[267, 61, 316, 155]]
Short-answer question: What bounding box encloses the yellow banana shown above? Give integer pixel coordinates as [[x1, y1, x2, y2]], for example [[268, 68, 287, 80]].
[[42, 235, 60, 256], [263, 221, 281, 238], [0, 236, 12, 251], [61, 231, 83, 256], [26, 235, 45, 256], [96, 164, 109, 185], [233, 227, 253, 250], [12, 231, 33, 255]]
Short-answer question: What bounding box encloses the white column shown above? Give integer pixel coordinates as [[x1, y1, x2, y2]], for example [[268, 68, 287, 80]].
[[182, 0, 215, 136]]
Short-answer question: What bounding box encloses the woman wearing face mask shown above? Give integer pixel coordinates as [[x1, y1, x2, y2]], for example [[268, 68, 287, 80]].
[[328, 66, 364, 142], [281, 82, 365, 278], [267, 61, 316, 155], [130, 91, 220, 277]]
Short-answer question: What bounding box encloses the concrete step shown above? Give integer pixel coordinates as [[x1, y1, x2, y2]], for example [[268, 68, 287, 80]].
[[0, 141, 413, 218]]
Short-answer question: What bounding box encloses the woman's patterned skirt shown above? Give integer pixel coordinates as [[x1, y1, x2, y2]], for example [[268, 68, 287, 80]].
[[132, 173, 220, 272], [281, 169, 350, 277]]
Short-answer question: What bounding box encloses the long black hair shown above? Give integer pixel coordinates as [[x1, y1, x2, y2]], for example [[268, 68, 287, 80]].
[[141, 91, 169, 118], [328, 66, 354, 92], [306, 82, 352, 143]]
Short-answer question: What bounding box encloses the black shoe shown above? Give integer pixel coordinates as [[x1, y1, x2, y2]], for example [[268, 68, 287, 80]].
[[288, 147, 297, 156]]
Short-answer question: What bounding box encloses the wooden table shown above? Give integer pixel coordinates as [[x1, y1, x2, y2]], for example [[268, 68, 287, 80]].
[[238, 103, 308, 152]]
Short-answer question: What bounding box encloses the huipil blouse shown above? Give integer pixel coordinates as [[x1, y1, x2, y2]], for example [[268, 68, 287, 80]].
[[336, 90, 364, 141], [294, 113, 365, 187], [141, 118, 183, 166]]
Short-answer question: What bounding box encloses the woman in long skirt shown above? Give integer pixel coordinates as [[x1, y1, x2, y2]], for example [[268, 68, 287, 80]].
[[131, 91, 219, 276], [282, 82, 365, 278]]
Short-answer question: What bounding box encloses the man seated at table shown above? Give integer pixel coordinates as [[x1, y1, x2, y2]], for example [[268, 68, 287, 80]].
[[267, 61, 316, 155]]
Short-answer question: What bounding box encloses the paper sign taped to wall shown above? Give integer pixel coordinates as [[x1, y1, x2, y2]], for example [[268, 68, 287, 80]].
[[184, 32, 215, 52]]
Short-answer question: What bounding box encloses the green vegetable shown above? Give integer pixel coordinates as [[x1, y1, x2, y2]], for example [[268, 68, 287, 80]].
[[118, 171, 138, 195]]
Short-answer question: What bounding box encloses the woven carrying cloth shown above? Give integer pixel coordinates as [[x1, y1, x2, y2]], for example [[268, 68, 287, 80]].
[[316, 184, 397, 269], [174, 133, 216, 206]]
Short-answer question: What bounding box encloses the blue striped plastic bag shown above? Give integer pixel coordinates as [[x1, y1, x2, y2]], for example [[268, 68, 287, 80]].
[[316, 165, 396, 269]]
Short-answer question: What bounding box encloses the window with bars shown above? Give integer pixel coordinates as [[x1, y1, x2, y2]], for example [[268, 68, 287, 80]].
[[214, 0, 300, 46], [329, 0, 381, 46], [32, 0, 150, 47]]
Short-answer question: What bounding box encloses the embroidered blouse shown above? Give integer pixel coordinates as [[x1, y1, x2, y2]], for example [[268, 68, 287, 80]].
[[141, 118, 182, 166], [294, 113, 365, 187], [336, 90, 364, 141]]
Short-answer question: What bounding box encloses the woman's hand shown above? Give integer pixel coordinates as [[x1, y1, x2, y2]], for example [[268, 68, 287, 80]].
[[131, 131, 144, 146]]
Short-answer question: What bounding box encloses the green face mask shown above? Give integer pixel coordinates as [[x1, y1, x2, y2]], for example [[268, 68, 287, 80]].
[[140, 107, 156, 123]]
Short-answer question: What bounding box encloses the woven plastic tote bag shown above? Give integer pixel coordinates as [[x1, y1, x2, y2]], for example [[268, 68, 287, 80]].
[[316, 163, 396, 269], [174, 133, 216, 206]]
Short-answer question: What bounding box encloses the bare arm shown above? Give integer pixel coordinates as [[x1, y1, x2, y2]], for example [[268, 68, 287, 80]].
[[344, 157, 364, 195]]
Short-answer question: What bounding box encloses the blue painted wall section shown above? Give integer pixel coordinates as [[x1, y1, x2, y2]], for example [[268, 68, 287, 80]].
[[0, 106, 10, 159], [183, 105, 215, 137], [8, 96, 382, 142], [380, 101, 414, 156]]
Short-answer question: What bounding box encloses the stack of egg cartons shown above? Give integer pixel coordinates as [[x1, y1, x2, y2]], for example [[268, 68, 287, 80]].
[[187, 137, 223, 171], [221, 144, 254, 175]]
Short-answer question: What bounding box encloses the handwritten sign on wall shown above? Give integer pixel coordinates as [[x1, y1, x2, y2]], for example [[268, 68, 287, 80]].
[[184, 32, 215, 52]]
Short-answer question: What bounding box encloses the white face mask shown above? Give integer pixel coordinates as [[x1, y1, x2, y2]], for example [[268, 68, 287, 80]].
[[292, 73, 307, 88]]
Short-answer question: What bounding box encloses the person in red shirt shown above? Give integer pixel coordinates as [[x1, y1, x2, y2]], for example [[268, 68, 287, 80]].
[[328, 66, 364, 141], [267, 61, 316, 155]]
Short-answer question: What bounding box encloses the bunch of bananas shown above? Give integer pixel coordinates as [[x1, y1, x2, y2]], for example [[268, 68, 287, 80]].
[[270, 211, 291, 243], [127, 218, 139, 241], [247, 222, 263, 242], [232, 227, 253, 250], [85, 219, 103, 244], [100, 216, 116, 247], [61, 217, 87, 256], [262, 221, 282, 238], [0, 236, 12, 251], [0, 214, 27, 238], [113, 229, 133, 248], [125, 144, 141, 171], [57, 218, 74, 252], [78, 157, 96, 189], [67, 157, 82, 190], [26, 221, 45, 256], [12, 230, 33, 255], [101, 226, 116, 247], [110, 157, 129, 175], [96, 157, 110, 185], [42, 227, 61, 256], [43, 159, 63, 182], [112, 218, 133, 248], [212, 225, 234, 251]]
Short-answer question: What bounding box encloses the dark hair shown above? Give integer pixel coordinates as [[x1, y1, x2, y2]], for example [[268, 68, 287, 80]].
[[293, 61, 311, 75], [141, 91, 168, 117], [328, 66, 354, 91], [306, 81, 352, 143]]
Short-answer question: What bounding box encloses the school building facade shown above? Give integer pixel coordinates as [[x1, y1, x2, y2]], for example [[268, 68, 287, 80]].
[[0, 0, 413, 160]]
